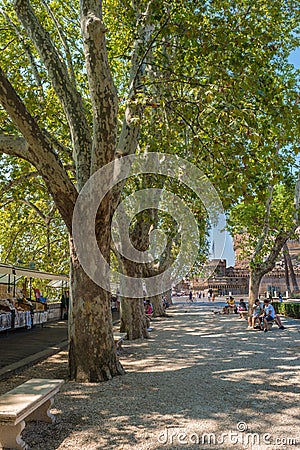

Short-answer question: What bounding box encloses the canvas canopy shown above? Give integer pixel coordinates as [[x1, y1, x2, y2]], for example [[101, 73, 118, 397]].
[[47, 279, 69, 288], [0, 263, 68, 284]]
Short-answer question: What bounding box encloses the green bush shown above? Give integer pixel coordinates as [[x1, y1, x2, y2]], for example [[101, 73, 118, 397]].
[[272, 302, 300, 319]]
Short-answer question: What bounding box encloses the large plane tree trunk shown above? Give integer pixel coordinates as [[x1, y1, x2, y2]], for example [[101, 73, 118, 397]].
[[248, 269, 264, 313], [118, 256, 149, 339], [246, 180, 300, 312], [0, 0, 124, 383], [283, 246, 291, 295], [119, 297, 149, 340], [147, 294, 166, 317], [69, 246, 124, 381], [283, 243, 299, 294]]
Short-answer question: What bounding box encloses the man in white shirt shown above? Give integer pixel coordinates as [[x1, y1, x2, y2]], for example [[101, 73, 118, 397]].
[[261, 299, 276, 332]]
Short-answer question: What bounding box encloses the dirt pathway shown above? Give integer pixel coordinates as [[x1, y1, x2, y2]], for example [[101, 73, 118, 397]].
[[1, 304, 299, 450]]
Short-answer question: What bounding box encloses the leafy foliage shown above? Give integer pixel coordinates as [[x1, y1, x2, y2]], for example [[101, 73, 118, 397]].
[[0, 155, 69, 273], [272, 300, 300, 318], [227, 179, 299, 270], [0, 0, 300, 273]]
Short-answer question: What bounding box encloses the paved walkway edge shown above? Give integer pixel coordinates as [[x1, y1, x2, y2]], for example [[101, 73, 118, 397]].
[[0, 340, 69, 380]]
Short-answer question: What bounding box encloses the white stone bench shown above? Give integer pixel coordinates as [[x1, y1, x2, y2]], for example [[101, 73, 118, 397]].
[[239, 310, 248, 320], [113, 332, 127, 350], [0, 378, 64, 450], [265, 320, 275, 331]]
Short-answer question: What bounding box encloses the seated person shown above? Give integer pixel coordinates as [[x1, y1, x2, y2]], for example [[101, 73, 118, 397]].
[[144, 300, 153, 318], [237, 298, 247, 317], [222, 296, 237, 314], [248, 299, 262, 329], [144, 300, 154, 331], [274, 314, 285, 329], [162, 296, 170, 309], [260, 299, 276, 332]]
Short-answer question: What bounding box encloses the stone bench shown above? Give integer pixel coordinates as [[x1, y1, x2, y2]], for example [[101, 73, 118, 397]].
[[239, 310, 248, 320], [113, 332, 127, 350], [265, 320, 275, 331], [0, 378, 64, 450]]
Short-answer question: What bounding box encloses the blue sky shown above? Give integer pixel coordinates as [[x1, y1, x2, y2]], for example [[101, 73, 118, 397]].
[[288, 47, 300, 68]]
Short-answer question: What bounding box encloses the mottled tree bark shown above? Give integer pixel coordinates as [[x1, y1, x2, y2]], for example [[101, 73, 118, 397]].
[[248, 270, 263, 313], [69, 246, 124, 381], [117, 258, 148, 339], [283, 246, 291, 295], [147, 294, 166, 317], [283, 243, 299, 293], [119, 297, 149, 340]]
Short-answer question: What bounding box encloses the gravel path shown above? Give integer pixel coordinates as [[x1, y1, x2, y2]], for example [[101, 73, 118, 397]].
[[1, 304, 299, 450]]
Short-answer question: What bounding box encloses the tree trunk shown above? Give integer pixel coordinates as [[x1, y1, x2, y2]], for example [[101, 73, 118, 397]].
[[283, 243, 299, 293], [119, 298, 148, 340], [147, 294, 166, 317], [69, 237, 124, 382], [163, 289, 172, 305], [283, 246, 291, 295], [118, 258, 148, 339], [248, 270, 264, 313]]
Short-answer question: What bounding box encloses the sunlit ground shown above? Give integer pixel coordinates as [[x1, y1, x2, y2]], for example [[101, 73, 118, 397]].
[[5, 303, 300, 450]]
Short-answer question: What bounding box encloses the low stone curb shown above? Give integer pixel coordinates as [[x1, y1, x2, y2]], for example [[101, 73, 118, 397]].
[[0, 340, 69, 381]]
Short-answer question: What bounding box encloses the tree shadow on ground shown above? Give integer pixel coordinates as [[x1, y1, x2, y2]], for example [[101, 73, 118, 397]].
[[12, 306, 300, 449]]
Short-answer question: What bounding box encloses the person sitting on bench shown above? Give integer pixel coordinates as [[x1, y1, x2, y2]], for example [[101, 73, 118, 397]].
[[260, 299, 276, 332], [259, 299, 285, 330], [162, 296, 170, 310], [222, 296, 237, 314], [274, 313, 285, 329], [237, 298, 247, 318], [144, 300, 153, 331], [145, 300, 153, 316], [248, 299, 263, 329]]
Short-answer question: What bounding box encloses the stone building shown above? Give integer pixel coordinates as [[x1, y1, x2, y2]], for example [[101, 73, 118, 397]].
[[191, 259, 249, 296], [191, 238, 300, 297]]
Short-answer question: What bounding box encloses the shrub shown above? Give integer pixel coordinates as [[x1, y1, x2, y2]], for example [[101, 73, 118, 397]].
[[272, 302, 300, 319]]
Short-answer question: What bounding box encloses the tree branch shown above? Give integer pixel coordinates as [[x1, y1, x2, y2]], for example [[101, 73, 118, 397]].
[[14, 0, 92, 189], [253, 170, 300, 276], [0, 70, 77, 231], [40, 0, 77, 87], [0, 8, 44, 92], [251, 184, 274, 260], [20, 199, 47, 221], [80, 0, 118, 172], [112, 4, 159, 212]]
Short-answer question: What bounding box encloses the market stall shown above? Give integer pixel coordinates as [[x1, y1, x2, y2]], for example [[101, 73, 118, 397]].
[[0, 264, 68, 332]]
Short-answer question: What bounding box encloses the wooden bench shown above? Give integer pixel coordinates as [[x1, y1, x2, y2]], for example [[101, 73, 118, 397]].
[[113, 332, 127, 350], [0, 378, 64, 450]]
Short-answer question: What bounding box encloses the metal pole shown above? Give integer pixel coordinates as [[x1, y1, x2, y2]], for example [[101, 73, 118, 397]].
[[29, 277, 32, 300], [8, 274, 11, 293], [12, 269, 16, 297]]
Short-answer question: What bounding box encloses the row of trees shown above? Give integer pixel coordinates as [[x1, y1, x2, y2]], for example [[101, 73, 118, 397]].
[[0, 0, 299, 381]]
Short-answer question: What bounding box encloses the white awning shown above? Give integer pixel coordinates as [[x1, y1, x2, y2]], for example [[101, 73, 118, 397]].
[[0, 263, 69, 284], [47, 279, 69, 288]]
